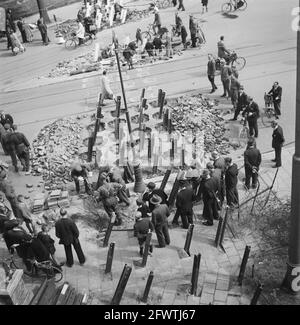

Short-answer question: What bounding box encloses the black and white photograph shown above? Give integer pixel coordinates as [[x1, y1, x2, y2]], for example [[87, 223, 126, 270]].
[[0, 0, 299, 311]]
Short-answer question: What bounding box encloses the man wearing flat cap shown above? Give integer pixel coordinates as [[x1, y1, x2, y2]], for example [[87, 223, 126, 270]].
[[134, 211, 154, 256], [244, 138, 261, 189], [151, 194, 170, 248], [243, 97, 260, 138], [142, 182, 168, 212]]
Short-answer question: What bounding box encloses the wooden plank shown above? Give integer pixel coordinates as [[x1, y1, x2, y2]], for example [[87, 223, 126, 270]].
[[65, 287, 76, 305], [73, 293, 83, 305], [29, 278, 48, 305], [56, 283, 71, 305], [38, 279, 56, 305]]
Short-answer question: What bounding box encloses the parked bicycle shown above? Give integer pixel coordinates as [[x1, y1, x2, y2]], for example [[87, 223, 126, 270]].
[[222, 0, 247, 13], [2, 244, 63, 283], [65, 32, 94, 50], [261, 93, 276, 127]]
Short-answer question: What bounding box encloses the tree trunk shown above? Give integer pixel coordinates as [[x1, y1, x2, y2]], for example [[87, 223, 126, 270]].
[[36, 0, 51, 24]]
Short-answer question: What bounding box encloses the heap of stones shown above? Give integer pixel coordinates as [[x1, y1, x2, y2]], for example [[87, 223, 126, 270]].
[[169, 95, 232, 155], [31, 116, 86, 190]]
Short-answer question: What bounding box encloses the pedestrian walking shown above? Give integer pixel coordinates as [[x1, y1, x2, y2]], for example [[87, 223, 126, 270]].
[[55, 208, 85, 267], [175, 12, 182, 35], [16, 195, 35, 234], [17, 18, 27, 43], [151, 195, 170, 248], [172, 0, 177, 6], [152, 7, 161, 35], [224, 157, 239, 207], [207, 54, 217, 93], [142, 182, 168, 212], [220, 59, 232, 98], [244, 138, 261, 189], [9, 126, 31, 172], [178, 0, 185, 11], [2, 126, 18, 172], [202, 0, 208, 13], [99, 70, 114, 106], [189, 15, 197, 48], [230, 86, 249, 120], [37, 19, 49, 45], [271, 121, 285, 168], [5, 9, 16, 50], [268, 81, 282, 119], [243, 97, 260, 138], [134, 212, 153, 256], [76, 19, 85, 46], [174, 180, 195, 229], [136, 28, 143, 45]]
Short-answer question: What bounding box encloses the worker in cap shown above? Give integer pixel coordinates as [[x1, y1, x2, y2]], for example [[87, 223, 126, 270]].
[[133, 211, 154, 256], [70, 161, 89, 195]]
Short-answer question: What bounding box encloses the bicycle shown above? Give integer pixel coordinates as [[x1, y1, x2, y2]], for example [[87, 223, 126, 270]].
[[141, 24, 156, 40], [222, 0, 247, 13], [261, 93, 276, 127], [2, 244, 63, 283], [65, 32, 94, 50]]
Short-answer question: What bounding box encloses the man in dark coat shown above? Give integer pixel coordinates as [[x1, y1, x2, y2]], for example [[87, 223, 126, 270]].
[[55, 208, 85, 267], [142, 182, 168, 212], [268, 81, 282, 119], [0, 111, 14, 128], [243, 97, 260, 138], [189, 15, 197, 48], [199, 170, 219, 226], [224, 157, 239, 207], [231, 86, 249, 120], [207, 54, 217, 93], [8, 126, 31, 172], [17, 18, 27, 43], [2, 126, 18, 172], [211, 151, 226, 207], [151, 195, 170, 247], [174, 181, 194, 229], [271, 121, 285, 168], [244, 138, 261, 189], [134, 212, 153, 256]]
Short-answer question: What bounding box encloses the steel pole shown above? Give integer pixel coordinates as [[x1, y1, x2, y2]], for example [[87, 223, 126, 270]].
[[114, 48, 136, 161], [282, 16, 300, 294]]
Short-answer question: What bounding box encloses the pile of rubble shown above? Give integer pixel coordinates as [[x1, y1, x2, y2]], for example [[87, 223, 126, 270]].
[[170, 95, 233, 155], [31, 116, 85, 190]]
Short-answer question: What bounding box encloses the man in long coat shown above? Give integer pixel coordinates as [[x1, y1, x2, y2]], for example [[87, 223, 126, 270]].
[[224, 157, 239, 207], [271, 121, 284, 168], [174, 181, 194, 229]]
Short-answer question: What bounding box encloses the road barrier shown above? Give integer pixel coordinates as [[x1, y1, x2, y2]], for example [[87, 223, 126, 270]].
[[214, 216, 224, 248], [111, 264, 132, 305], [141, 232, 152, 267], [103, 213, 116, 247], [141, 271, 154, 303], [250, 282, 263, 305], [105, 242, 115, 274], [184, 224, 194, 257], [190, 253, 201, 296], [238, 245, 251, 286]]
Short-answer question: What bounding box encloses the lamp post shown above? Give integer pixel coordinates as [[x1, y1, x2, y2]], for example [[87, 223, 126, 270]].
[[282, 9, 300, 294]]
